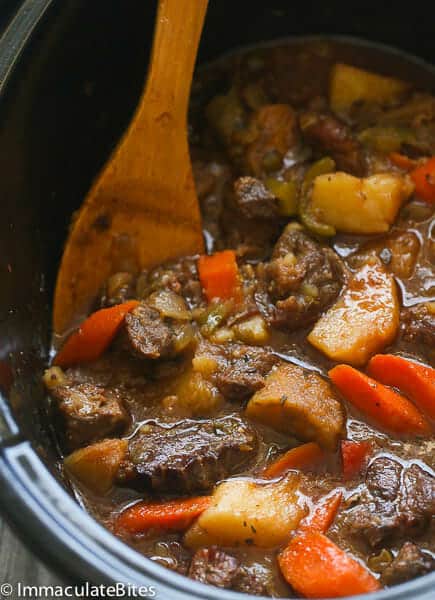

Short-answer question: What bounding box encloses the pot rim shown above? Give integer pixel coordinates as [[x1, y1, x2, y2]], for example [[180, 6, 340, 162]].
[[0, 2, 434, 599]]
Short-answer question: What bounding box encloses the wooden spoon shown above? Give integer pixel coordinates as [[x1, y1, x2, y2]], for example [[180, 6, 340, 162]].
[[53, 0, 208, 336]]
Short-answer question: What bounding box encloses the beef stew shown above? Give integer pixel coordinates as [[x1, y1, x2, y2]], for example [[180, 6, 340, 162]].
[[45, 39, 435, 598]]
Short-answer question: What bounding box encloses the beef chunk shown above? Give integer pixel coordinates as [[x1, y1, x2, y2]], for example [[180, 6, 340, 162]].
[[233, 565, 271, 596], [233, 177, 280, 219], [260, 224, 345, 331], [124, 297, 195, 361], [189, 547, 240, 588], [140, 256, 202, 307], [299, 111, 366, 175], [124, 303, 175, 359], [188, 548, 271, 595], [51, 382, 128, 450], [381, 542, 435, 586], [121, 415, 257, 492], [366, 456, 402, 501], [212, 344, 278, 401], [401, 303, 435, 347], [345, 458, 435, 547]]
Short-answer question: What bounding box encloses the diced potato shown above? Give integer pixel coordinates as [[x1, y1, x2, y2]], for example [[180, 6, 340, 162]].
[[184, 474, 306, 549], [308, 260, 399, 366], [246, 363, 344, 449], [330, 63, 410, 113], [64, 439, 127, 495], [310, 172, 414, 234], [233, 315, 269, 345], [171, 368, 223, 416]]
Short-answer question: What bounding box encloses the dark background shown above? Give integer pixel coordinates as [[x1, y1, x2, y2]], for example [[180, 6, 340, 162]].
[[0, 1, 66, 593]]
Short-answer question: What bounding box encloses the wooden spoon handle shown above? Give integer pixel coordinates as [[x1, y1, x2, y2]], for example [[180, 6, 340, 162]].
[[139, 0, 208, 128]]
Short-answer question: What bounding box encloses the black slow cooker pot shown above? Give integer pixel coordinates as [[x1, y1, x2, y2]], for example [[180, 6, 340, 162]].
[[0, 1, 434, 598]]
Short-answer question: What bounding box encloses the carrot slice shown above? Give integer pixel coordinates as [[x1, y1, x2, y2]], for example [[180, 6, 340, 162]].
[[389, 152, 416, 171], [299, 491, 342, 534], [54, 300, 139, 367], [279, 532, 381, 598], [341, 440, 371, 481], [410, 156, 435, 203], [262, 442, 324, 479], [368, 354, 435, 420], [116, 496, 211, 534], [198, 250, 240, 302], [329, 364, 431, 436]]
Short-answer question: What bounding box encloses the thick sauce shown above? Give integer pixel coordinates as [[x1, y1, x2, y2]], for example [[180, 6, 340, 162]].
[[45, 39, 435, 597]]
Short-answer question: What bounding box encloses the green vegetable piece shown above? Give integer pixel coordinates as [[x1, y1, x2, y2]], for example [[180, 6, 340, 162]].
[[304, 157, 337, 189], [266, 178, 298, 216], [367, 549, 393, 574], [358, 126, 416, 154], [199, 301, 233, 337]]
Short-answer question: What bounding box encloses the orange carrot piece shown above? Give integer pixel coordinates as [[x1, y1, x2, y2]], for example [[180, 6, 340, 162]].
[[116, 496, 211, 534], [262, 442, 324, 479], [341, 440, 371, 481], [54, 300, 139, 367], [368, 354, 435, 420], [299, 491, 342, 534], [410, 156, 435, 203], [279, 532, 381, 598], [198, 250, 240, 302], [389, 152, 416, 171], [329, 364, 431, 436]]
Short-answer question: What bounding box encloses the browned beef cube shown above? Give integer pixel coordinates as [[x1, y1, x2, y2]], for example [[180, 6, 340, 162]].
[[124, 303, 175, 360], [233, 177, 280, 220], [213, 345, 278, 401], [344, 458, 435, 547], [381, 542, 435, 586], [52, 382, 128, 450], [299, 110, 366, 175], [189, 547, 240, 588], [120, 415, 257, 493], [260, 224, 345, 331]]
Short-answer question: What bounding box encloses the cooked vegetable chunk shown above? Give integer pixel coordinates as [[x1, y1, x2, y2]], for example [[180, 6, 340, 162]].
[[64, 439, 128, 494], [310, 172, 414, 234], [117, 496, 211, 533], [329, 365, 431, 436], [262, 442, 324, 479], [308, 260, 399, 365], [330, 63, 409, 113], [184, 474, 305, 548], [279, 532, 381, 597], [198, 251, 240, 302], [246, 362, 344, 449]]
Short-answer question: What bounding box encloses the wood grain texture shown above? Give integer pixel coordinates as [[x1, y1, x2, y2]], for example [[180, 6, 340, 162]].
[[54, 0, 208, 335], [0, 518, 67, 589]]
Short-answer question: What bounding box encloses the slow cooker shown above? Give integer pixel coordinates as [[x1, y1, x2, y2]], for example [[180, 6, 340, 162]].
[[0, 1, 434, 598]]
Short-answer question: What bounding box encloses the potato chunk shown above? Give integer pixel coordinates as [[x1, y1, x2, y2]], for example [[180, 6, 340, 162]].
[[310, 172, 413, 234], [184, 474, 305, 549], [246, 363, 344, 449], [330, 63, 409, 113], [64, 438, 127, 494], [170, 368, 223, 416], [308, 260, 399, 366]]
